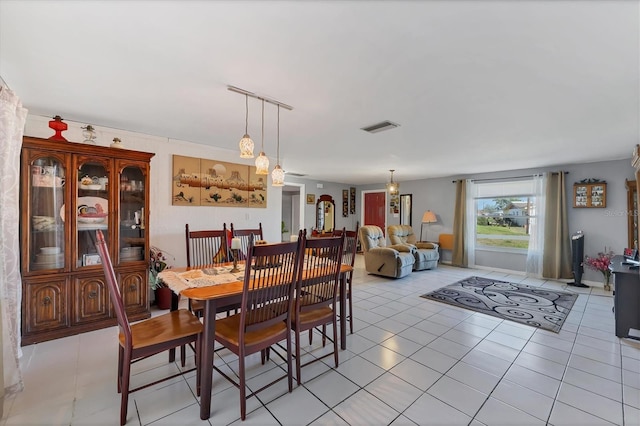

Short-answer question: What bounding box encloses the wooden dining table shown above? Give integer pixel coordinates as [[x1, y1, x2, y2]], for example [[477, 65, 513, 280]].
[[162, 262, 353, 420]]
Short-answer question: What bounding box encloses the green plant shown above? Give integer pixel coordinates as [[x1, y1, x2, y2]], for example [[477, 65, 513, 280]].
[[281, 221, 289, 234], [149, 246, 173, 290]]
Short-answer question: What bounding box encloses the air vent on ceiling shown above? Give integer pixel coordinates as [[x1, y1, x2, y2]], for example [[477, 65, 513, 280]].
[[286, 172, 306, 177], [361, 120, 400, 133]]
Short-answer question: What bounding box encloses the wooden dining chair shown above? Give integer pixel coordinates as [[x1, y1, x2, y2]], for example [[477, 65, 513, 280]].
[[230, 222, 263, 260], [95, 230, 203, 426], [212, 237, 301, 420], [333, 224, 359, 334], [292, 231, 344, 385], [185, 223, 234, 317]]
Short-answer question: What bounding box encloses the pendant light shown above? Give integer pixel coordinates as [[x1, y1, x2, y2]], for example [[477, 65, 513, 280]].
[[271, 105, 285, 186], [255, 99, 269, 175], [386, 169, 399, 195], [239, 94, 254, 158]]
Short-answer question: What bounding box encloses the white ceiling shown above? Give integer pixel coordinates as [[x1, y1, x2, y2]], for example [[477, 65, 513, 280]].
[[1, 1, 638, 185]]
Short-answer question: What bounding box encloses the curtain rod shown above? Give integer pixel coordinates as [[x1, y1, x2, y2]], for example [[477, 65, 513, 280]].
[[452, 171, 568, 183]]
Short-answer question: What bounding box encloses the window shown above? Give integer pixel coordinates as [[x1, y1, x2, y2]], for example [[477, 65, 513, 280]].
[[473, 180, 537, 252]]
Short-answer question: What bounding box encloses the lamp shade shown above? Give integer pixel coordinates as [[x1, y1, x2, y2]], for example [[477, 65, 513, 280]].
[[422, 210, 437, 223]]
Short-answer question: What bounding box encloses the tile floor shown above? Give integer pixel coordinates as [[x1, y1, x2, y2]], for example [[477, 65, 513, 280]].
[[3, 257, 640, 425]]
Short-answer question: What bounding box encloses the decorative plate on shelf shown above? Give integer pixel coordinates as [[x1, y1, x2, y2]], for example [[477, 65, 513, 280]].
[[60, 197, 108, 224]]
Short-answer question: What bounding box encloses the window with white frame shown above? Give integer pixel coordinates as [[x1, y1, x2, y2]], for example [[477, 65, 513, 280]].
[[474, 179, 537, 252]]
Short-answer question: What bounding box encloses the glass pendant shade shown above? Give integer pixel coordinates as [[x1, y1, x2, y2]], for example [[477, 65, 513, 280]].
[[386, 170, 399, 195], [255, 152, 269, 175], [239, 134, 254, 158], [271, 164, 285, 186]]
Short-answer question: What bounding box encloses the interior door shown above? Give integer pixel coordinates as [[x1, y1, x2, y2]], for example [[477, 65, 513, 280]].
[[364, 191, 386, 235]]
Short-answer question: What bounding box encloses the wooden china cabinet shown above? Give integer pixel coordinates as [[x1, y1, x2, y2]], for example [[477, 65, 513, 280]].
[[20, 136, 154, 345]]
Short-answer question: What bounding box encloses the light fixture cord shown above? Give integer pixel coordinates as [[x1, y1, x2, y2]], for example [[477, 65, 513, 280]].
[[261, 99, 265, 151], [245, 94, 249, 134], [277, 105, 280, 163]]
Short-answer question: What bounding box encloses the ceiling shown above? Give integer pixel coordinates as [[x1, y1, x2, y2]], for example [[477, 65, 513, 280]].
[[1, 1, 638, 185]]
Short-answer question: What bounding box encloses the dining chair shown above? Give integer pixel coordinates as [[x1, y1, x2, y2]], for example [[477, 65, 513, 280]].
[[212, 237, 301, 420], [333, 224, 359, 334], [95, 230, 203, 426], [185, 223, 235, 317], [292, 231, 344, 385], [230, 222, 263, 260]]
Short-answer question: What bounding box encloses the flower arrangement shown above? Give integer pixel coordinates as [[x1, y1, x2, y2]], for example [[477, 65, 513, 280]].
[[585, 248, 614, 290], [149, 246, 173, 290]]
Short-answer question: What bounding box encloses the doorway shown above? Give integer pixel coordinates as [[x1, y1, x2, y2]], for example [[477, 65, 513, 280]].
[[282, 183, 305, 241], [361, 190, 387, 235]]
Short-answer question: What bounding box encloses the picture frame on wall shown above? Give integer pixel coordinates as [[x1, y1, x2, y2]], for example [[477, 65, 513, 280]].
[[349, 187, 356, 214], [306, 194, 315, 204], [342, 189, 349, 217]]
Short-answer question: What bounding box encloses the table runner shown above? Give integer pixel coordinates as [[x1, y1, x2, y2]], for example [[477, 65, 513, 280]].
[[158, 264, 246, 293]]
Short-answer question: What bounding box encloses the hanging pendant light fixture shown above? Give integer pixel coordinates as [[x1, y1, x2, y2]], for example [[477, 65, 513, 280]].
[[386, 169, 399, 195], [239, 94, 254, 158], [271, 105, 285, 186], [255, 99, 269, 175]]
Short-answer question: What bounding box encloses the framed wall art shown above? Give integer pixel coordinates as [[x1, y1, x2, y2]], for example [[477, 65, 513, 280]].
[[573, 180, 606, 208], [349, 187, 356, 214], [172, 155, 267, 208], [342, 189, 349, 217], [306, 194, 315, 204]]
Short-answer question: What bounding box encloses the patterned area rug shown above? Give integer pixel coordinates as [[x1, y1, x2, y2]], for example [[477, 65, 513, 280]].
[[421, 276, 578, 333]]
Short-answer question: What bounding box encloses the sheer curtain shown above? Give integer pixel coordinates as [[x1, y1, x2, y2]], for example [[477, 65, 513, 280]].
[[526, 173, 547, 277], [0, 86, 27, 400]]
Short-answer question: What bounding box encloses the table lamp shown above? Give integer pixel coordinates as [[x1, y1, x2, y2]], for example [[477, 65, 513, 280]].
[[420, 210, 437, 242], [230, 237, 241, 273]]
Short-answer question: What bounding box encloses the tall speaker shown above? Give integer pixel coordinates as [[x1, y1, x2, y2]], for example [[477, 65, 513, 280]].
[[568, 231, 588, 288]]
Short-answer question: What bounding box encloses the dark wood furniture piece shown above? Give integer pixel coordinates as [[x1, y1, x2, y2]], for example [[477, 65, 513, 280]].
[[20, 136, 154, 345], [573, 181, 607, 208], [609, 255, 640, 339], [95, 230, 202, 426], [213, 240, 301, 420], [164, 261, 352, 420], [626, 179, 637, 249], [292, 234, 344, 385], [333, 225, 359, 334]]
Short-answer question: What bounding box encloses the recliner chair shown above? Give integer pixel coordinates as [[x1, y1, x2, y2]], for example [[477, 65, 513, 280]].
[[359, 225, 415, 278], [388, 224, 439, 271]]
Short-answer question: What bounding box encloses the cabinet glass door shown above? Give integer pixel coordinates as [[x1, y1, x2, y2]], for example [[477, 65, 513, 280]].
[[119, 165, 146, 263], [77, 160, 109, 268], [29, 156, 66, 272]]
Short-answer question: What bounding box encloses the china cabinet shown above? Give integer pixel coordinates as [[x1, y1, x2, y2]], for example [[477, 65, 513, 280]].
[[20, 136, 154, 345]]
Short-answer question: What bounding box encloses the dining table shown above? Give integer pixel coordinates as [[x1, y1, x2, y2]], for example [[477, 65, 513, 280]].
[[159, 261, 353, 420]]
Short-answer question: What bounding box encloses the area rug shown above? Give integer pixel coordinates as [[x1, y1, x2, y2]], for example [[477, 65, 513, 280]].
[[421, 276, 578, 333]]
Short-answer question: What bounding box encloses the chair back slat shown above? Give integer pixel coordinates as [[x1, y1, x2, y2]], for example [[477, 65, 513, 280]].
[[230, 223, 263, 260], [298, 232, 344, 313], [186, 223, 230, 267], [95, 230, 132, 343], [240, 237, 301, 334], [333, 225, 359, 268]]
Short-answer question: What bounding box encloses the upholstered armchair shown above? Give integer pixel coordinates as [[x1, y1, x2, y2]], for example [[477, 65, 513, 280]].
[[388, 224, 439, 271], [359, 225, 415, 278]]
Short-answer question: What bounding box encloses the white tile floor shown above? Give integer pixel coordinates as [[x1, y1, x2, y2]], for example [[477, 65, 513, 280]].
[[4, 257, 640, 425]]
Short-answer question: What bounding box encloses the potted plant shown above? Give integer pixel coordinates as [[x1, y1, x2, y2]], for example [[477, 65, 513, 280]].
[[150, 246, 173, 309], [281, 220, 290, 242], [585, 248, 615, 291]]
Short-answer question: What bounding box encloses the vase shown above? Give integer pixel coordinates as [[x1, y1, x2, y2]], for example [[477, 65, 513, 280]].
[[155, 287, 172, 309], [603, 273, 612, 292]]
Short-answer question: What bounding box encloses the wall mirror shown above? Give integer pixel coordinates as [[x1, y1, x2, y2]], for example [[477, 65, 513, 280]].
[[316, 194, 335, 233], [400, 194, 412, 226]]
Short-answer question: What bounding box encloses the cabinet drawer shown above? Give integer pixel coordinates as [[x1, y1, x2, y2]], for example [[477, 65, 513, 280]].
[[72, 275, 110, 324], [23, 279, 69, 334]]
